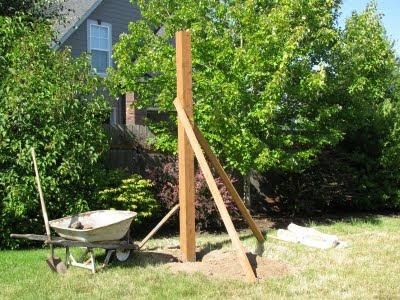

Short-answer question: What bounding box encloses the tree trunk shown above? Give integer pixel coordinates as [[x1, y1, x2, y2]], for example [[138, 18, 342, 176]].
[[243, 171, 251, 208]]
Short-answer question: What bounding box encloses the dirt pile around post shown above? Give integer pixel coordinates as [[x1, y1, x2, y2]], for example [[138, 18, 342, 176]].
[[163, 249, 290, 281]]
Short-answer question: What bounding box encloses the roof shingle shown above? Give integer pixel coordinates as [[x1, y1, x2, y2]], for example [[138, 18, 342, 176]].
[[53, 0, 103, 45]]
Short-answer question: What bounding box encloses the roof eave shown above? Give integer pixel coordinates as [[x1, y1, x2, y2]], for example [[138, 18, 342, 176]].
[[53, 0, 104, 49]]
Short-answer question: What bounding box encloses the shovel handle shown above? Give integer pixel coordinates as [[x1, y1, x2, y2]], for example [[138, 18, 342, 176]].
[[31, 148, 51, 238]]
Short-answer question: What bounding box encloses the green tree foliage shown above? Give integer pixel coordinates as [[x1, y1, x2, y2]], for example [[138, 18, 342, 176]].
[[333, 3, 398, 131], [333, 4, 400, 208], [97, 174, 159, 224], [266, 3, 400, 211], [0, 17, 110, 249], [109, 1, 400, 210], [109, 0, 346, 174]]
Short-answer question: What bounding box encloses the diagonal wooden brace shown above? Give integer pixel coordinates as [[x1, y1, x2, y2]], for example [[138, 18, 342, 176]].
[[192, 125, 265, 242], [174, 98, 257, 282]]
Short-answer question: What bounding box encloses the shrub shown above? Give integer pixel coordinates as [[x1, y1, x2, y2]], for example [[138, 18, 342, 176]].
[[147, 157, 240, 230], [0, 18, 110, 249], [97, 174, 159, 224], [254, 142, 400, 216]]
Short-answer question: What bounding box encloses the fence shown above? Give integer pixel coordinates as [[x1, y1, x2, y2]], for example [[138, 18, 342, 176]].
[[103, 124, 154, 149], [103, 124, 160, 172]]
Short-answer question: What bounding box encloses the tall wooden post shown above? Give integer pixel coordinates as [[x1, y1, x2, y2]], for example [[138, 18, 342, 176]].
[[176, 31, 196, 262]]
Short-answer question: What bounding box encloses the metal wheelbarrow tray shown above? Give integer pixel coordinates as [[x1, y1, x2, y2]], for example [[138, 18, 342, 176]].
[[48, 210, 137, 242]]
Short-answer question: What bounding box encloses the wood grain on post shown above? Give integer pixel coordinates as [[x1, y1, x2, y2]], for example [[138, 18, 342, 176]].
[[176, 31, 196, 262], [193, 125, 265, 242], [174, 98, 257, 282]]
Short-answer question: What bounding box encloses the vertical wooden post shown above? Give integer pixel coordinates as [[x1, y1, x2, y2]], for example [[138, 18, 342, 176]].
[[176, 31, 196, 262]]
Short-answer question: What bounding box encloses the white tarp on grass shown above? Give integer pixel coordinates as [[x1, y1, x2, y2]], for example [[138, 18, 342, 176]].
[[277, 223, 347, 249]]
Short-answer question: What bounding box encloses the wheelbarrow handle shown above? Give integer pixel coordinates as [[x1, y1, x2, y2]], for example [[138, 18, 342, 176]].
[[31, 148, 52, 238]]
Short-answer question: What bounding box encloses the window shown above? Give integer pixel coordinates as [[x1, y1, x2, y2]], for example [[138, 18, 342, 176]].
[[110, 106, 117, 125], [110, 97, 124, 125], [87, 20, 111, 75]]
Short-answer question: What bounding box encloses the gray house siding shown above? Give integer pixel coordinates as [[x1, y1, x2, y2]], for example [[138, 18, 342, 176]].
[[56, 0, 160, 171], [62, 0, 141, 61], [61, 0, 142, 125]]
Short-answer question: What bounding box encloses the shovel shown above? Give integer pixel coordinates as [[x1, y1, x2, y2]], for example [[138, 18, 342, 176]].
[[31, 148, 67, 274]]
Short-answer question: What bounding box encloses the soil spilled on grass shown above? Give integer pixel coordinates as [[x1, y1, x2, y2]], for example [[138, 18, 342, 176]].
[[138, 248, 290, 280]]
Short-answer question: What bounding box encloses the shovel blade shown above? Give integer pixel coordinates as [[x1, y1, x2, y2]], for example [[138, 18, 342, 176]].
[[46, 256, 67, 274]]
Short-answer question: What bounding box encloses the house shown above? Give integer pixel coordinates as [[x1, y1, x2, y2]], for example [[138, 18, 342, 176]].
[[52, 0, 159, 171], [53, 0, 146, 127]]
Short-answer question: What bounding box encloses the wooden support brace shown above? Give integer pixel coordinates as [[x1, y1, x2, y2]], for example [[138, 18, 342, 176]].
[[192, 125, 265, 242], [174, 98, 257, 282], [138, 204, 180, 249]]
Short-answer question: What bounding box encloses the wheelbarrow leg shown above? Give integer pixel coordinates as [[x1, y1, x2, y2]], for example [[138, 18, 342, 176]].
[[79, 248, 90, 262], [102, 250, 115, 268], [67, 247, 97, 273], [89, 249, 96, 274], [83, 248, 96, 273], [65, 246, 70, 268]]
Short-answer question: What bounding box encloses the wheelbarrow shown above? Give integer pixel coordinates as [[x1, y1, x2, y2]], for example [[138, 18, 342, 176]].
[[11, 206, 181, 273], [12, 210, 139, 273], [11, 148, 180, 273]]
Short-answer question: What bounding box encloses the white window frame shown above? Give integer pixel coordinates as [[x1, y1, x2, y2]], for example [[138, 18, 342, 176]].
[[110, 106, 117, 125], [87, 19, 112, 77]]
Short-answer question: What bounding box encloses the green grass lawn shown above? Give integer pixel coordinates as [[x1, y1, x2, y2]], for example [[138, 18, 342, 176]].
[[1, 215, 399, 299]]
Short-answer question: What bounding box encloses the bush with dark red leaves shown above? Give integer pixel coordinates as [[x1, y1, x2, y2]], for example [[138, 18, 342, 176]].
[[147, 157, 240, 230]]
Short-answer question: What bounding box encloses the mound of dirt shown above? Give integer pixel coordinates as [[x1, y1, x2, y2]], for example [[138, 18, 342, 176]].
[[163, 249, 290, 281]]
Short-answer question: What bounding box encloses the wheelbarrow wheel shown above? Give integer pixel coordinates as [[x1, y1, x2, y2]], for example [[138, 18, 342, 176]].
[[115, 249, 131, 262]]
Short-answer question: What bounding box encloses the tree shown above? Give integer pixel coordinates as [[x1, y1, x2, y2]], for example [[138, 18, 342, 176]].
[[109, 0, 345, 174], [332, 3, 400, 208], [0, 17, 110, 249], [108, 0, 400, 210], [333, 3, 398, 132]]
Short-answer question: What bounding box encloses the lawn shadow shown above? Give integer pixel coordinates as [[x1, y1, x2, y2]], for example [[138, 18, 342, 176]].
[[254, 212, 385, 231], [196, 232, 260, 259], [115, 250, 180, 269], [196, 239, 231, 260], [112, 231, 261, 270]]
